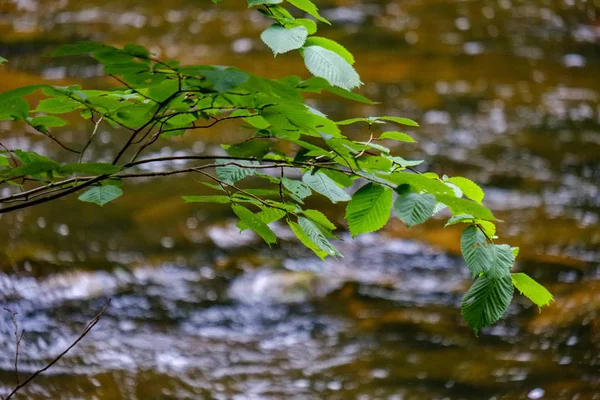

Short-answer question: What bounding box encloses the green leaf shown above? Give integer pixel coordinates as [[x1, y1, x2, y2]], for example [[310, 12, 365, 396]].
[[78, 185, 123, 206], [248, 0, 282, 6], [282, 177, 312, 199], [460, 225, 495, 278], [0, 150, 60, 179], [0, 84, 47, 102], [46, 41, 107, 57], [241, 188, 281, 196], [33, 97, 82, 114], [0, 56, 7, 64], [288, 219, 329, 260], [461, 274, 514, 335], [305, 37, 354, 64], [479, 220, 497, 238], [59, 163, 123, 175], [215, 160, 260, 184], [434, 194, 495, 221], [286, 0, 330, 24], [336, 117, 381, 126], [380, 172, 453, 195], [285, 18, 317, 35], [298, 77, 374, 104], [257, 4, 294, 22], [378, 116, 419, 127], [238, 207, 287, 231], [445, 213, 475, 227], [29, 115, 68, 127], [181, 195, 232, 204], [302, 209, 336, 231], [298, 217, 341, 257], [393, 192, 436, 227], [232, 204, 277, 246], [13, 149, 55, 165], [261, 25, 308, 55], [357, 141, 390, 153], [446, 176, 485, 204], [222, 140, 271, 159], [345, 183, 392, 236], [122, 43, 151, 58], [488, 244, 515, 278], [202, 67, 249, 93], [384, 155, 424, 168], [0, 162, 57, 180], [511, 273, 554, 308], [512, 247, 520, 258], [303, 46, 361, 91], [321, 169, 354, 187], [302, 171, 351, 203], [0, 154, 9, 166], [358, 156, 393, 172], [0, 98, 29, 121], [379, 131, 415, 143]]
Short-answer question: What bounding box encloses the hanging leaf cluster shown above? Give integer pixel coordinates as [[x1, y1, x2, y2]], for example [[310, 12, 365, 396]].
[[0, 0, 553, 333]]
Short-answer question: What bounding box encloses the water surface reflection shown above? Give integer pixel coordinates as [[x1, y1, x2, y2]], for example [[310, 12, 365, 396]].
[[1, 0, 599, 398]]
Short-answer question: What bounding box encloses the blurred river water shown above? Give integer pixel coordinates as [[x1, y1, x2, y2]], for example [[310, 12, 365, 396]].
[[0, 0, 599, 399]]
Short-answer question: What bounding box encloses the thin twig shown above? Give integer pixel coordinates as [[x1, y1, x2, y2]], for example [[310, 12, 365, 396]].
[[0, 142, 18, 166], [79, 117, 103, 163], [3, 299, 111, 400], [111, 87, 184, 165], [3, 309, 24, 386], [0, 174, 108, 214], [0, 155, 395, 212], [32, 128, 80, 154], [193, 169, 289, 212], [109, 74, 157, 103], [279, 167, 285, 202]]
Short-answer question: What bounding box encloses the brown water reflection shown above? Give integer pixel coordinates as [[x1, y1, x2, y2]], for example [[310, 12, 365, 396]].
[[1, 0, 599, 399]]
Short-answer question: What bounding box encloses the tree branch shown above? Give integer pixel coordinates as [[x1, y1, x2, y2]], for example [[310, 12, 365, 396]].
[[3, 309, 24, 386], [0, 154, 395, 210], [79, 116, 103, 163], [3, 299, 111, 400]]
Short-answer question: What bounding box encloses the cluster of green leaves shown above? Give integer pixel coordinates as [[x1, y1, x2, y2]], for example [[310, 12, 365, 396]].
[[253, 0, 361, 90], [0, 0, 553, 333]]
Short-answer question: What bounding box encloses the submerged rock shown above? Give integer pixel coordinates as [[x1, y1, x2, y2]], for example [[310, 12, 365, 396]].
[[228, 268, 342, 304]]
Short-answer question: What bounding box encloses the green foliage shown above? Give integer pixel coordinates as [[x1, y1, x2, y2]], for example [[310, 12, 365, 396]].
[[78, 185, 123, 206], [461, 225, 495, 277], [232, 204, 277, 245], [511, 273, 554, 308], [261, 24, 308, 55], [346, 183, 393, 236], [59, 163, 123, 175], [282, 177, 312, 200], [0, 0, 552, 334], [302, 171, 351, 203], [378, 116, 419, 127], [182, 195, 232, 204], [393, 191, 436, 227], [298, 216, 341, 257], [216, 161, 260, 184], [287, 219, 328, 259], [379, 131, 415, 143], [305, 37, 354, 64], [445, 176, 485, 204], [303, 46, 361, 91], [462, 274, 514, 336], [461, 240, 517, 334], [286, 0, 330, 24]]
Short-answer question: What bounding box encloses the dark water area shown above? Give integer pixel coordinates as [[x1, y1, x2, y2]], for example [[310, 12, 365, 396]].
[[0, 0, 599, 399]]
